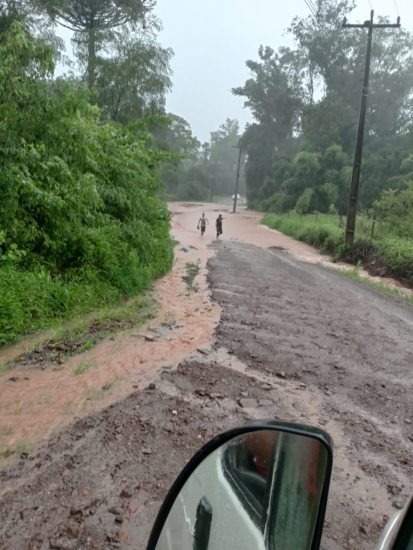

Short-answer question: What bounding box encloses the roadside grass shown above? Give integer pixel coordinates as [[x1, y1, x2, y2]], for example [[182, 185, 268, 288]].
[[16, 440, 31, 454], [74, 362, 95, 376], [0, 439, 32, 460], [2, 295, 157, 373], [0, 224, 173, 350], [330, 267, 413, 305], [262, 212, 413, 287], [0, 268, 139, 348], [262, 212, 344, 252], [182, 261, 200, 293]]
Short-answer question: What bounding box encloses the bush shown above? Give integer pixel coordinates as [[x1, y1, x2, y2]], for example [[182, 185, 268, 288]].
[[259, 193, 289, 213], [262, 213, 343, 253], [375, 237, 413, 280], [0, 265, 117, 345], [0, 24, 173, 345]]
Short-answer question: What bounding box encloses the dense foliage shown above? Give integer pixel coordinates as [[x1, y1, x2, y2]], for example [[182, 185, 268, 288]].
[[234, 0, 413, 239], [36, 0, 155, 88], [0, 18, 173, 345]]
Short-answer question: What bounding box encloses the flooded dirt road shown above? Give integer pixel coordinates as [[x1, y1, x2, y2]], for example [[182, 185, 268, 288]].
[[0, 202, 412, 549]]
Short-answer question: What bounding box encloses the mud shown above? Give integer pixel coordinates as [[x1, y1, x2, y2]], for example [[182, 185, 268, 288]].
[[0, 206, 220, 454], [0, 202, 412, 549], [0, 362, 275, 549], [7, 320, 137, 371], [208, 241, 413, 549]]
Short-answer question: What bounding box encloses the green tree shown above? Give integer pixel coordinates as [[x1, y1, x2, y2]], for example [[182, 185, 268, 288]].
[[373, 182, 413, 236], [400, 154, 413, 176], [301, 92, 356, 154], [95, 33, 173, 122], [295, 188, 314, 216], [289, 151, 321, 197], [229, 0, 413, 218], [209, 118, 242, 197], [154, 114, 200, 156], [318, 144, 350, 214], [153, 114, 203, 199], [233, 46, 302, 153], [233, 46, 303, 205], [0, 22, 171, 277], [37, 0, 154, 87], [0, 0, 32, 30], [289, 0, 413, 140], [288, 0, 359, 110]]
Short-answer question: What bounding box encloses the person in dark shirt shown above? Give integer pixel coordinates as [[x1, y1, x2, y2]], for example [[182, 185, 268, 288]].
[[215, 214, 223, 239]]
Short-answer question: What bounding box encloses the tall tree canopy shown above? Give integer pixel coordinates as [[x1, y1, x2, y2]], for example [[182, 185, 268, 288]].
[[0, 20, 173, 344], [235, 0, 413, 214], [209, 118, 243, 197], [233, 45, 303, 154], [37, 0, 155, 87], [95, 33, 173, 122]]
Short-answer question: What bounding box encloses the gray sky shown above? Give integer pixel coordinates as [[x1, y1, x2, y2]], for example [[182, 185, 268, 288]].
[[154, 0, 411, 142]]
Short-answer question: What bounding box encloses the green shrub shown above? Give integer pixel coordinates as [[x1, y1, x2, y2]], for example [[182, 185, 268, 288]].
[[0, 24, 174, 346], [262, 213, 344, 252], [375, 237, 413, 280]]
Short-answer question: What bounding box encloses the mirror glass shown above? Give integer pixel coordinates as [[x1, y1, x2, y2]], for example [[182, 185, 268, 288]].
[[155, 429, 329, 550]]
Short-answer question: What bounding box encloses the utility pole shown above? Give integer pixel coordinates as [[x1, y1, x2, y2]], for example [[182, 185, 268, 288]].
[[232, 141, 242, 213], [342, 10, 400, 246], [209, 159, 218, 201]]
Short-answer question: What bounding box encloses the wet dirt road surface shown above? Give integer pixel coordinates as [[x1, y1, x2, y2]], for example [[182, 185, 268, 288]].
[[0, 202, 412, 549]]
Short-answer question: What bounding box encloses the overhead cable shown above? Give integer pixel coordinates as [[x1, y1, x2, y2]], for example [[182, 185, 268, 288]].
[[304, 0, 317, 19], [393, 0, 400, 17], [308, 0, 318, 14]]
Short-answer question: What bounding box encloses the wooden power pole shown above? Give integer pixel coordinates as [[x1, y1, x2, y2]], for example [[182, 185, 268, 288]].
[[232, 142, 242, 213], [342, 10, 400, 246]]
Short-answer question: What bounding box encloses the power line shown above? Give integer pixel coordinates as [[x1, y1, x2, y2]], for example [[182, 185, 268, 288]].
[[307, 0, 318, 15], [304, 0, 317, 19], [393, 0, 400, 17], [304, 0, 314, 17], [367, 0, 374, 11]]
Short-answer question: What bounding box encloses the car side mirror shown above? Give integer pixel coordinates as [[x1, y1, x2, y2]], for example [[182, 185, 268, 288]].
[[147, 421, 333, 550]]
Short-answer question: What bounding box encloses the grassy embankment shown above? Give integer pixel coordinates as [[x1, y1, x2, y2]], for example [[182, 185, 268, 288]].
[[262, 212, 413, 290], [0, 256, 168, 349]]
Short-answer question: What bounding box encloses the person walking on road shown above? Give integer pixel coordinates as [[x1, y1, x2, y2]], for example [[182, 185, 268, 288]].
[[197, 213, 209, 236], [216, 214, 223, 239]]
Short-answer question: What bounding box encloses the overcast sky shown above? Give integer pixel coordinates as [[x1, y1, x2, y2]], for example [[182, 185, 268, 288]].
[[153, 0, 411, 142]]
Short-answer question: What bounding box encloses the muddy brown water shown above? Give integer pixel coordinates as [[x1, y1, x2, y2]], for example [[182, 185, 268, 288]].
[[0, 202, 412, 549]]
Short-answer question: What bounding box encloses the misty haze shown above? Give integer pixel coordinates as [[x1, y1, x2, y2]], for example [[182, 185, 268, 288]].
[[0, 2, 412, 549]]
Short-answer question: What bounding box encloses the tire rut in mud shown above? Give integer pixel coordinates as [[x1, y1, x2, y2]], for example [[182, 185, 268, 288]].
[[207, 241, 413, 549]]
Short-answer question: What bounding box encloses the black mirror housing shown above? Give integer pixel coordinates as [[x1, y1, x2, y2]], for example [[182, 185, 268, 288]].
[[147, 421, 333, 550]]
